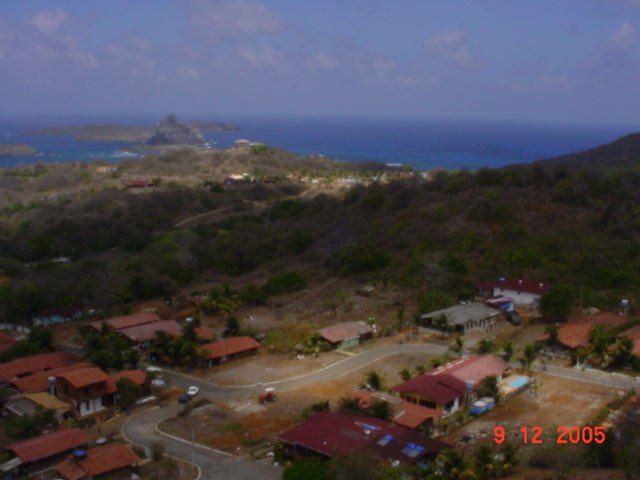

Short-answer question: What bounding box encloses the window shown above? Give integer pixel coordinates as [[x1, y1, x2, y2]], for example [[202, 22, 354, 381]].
[[377, 434, 394, 446]]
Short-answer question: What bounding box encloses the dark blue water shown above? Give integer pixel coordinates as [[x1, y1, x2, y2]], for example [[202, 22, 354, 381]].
[[0, 116, 635, 170]]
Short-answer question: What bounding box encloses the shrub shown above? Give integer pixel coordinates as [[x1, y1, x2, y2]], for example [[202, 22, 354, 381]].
[[151, 443, 165, 461], [332, 242, 390, 275], [262, 272, 306, 296]]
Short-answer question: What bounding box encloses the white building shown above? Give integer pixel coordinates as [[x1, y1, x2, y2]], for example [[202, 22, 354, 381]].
[[479, 277, 551, 306]]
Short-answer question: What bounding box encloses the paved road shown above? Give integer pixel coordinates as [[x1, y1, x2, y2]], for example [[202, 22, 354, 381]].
[[531, 362, 640, 390], [125, 342, 640, 480], [122, 403, 280, 480], [124, 343, 448, 480], [164, 342, 450, 398]]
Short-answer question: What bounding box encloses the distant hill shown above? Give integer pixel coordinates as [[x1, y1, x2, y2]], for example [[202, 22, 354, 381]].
[[537, 132, 640, 169]]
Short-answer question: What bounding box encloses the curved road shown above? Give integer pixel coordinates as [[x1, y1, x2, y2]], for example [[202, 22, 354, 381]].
[[123, 342, 640, 479], [123, 343, 447, 479]]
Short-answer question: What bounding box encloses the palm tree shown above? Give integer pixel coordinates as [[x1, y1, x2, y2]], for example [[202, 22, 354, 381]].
[[519, 344, 537, 372], [204, 285, 241, 319]]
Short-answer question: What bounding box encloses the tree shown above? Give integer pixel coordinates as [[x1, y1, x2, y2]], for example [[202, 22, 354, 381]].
[[364, 370, 382, 391], [370, 400, 392, 420], [283, 458, 329, 480], [338, 395, 362, 411], [398, 368, 412, 381], [182, 316, 201, 342], [589, 324, 616, 358], [477, 375, 501, 402], [473, 443, 494, 480], [27, 326, 54, 351], [151, 443, 165, 461], [116, 377, 142, 410], [329, 452, 383, 480], [204, 285, 241, 319], [451, 337, 464, 356], [501, 341, 513, 362], [223, 316, 240, 337], [539, 284, 574, 320], [519, 344, 537, 371], [544, 324, 558, 345], [612, 336, 634, 367], [478, 338, 495, 354]]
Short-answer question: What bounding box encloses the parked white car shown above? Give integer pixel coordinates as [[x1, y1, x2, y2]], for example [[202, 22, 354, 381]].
[[187, 385, 199, 397]]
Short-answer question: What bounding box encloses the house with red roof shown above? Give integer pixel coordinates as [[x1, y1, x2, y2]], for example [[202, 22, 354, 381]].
[[392, 373, 467, 414], [278, 410, 450, 465], [11, 362, 92, 394], [5, 428, 89, 472], [392, 355, 510, 415], [90, 312, 160, 332], [0, 351, 79, 383], [201, 336, 260, 366], [317, 321, 373, 349], [54, 442, 140, 480], [118, 320, 183, 345], [352, 390, 442, 430], [55, 367, 110, 417], [478, 277, 551, 306]]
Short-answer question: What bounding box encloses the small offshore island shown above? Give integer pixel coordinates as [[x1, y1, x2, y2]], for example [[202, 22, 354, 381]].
[[0, 143, 38, 156], [28, 116, 241, 143]]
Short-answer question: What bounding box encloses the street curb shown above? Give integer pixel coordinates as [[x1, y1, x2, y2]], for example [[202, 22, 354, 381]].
[[167, 343, 447, 390], [154, 416, 236, 458], [121, 412, 203, 480]]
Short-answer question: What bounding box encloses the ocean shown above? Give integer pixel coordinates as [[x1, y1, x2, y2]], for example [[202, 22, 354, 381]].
[[0, 116, 635, 170]]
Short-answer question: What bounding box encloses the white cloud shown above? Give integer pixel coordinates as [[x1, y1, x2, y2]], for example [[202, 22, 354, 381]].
[[426, 30, 470, 66], [590, 21, 635, 68], [236, 46, 285, 69], [30, 9, 69, 35], [107, 43, 158, 79], [189, 0, 283, 42], [306, 52, 336, 70], [610, 21, 635, 48], [178, 65, 201, 80]]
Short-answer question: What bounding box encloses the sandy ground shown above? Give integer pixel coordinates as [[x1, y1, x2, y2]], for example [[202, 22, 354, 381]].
[[205, 350, 345, 385], [444, 374, 619, 447], [160, 352, 437, 457]]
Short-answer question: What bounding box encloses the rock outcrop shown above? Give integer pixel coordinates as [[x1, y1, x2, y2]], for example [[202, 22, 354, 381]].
[[147, 114, 205, 146]]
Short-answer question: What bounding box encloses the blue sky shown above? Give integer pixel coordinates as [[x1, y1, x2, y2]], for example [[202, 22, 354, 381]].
[[0, 0, 639, 124]]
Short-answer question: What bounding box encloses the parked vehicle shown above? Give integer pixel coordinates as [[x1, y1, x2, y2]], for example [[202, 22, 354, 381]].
[[178, 393, 191, 403], [187, 385, 199, 397], [506, 310, 522, 325], [259, 387, 276, 403]]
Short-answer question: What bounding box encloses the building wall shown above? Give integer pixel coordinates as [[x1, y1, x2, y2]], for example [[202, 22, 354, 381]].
[[399, 392, 463, 415], [207, 348, 258, 367], [56, 379, 107, 417], [492, 288, 540, 306]]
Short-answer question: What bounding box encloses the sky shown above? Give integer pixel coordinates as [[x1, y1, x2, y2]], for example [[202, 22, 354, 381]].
[[0, 0, 639, 125]]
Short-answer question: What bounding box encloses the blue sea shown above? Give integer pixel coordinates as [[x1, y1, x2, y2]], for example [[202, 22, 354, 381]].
[[0, 116, 636, 170]]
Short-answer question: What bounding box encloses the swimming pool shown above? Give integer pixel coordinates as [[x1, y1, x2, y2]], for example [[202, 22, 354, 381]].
[[510, 377, 529, 389]]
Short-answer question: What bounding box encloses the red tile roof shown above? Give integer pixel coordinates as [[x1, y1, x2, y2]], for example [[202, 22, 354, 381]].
[[558, 312, 627, 349], [196, 326, 215, 341], [479, 278, 551, 296], [91, 312, 160, 332], [105, 370, 146, 395], [318, 321, 373, 344], [278, 410, 449, 463], [0, 351, 79, 382], [12, 363, 92, 393], [201, 336, 260, 360], [618, 324, 640, 356], [392, 373, 466, 404], [0, 331, 17, 353], [55, 443, 140, 480], [430, 355, 510, 387], [7, 428, 89, 463], [57, 367, 108, 389], [119, 320, 182, 343], [393, 402, 442, 429]]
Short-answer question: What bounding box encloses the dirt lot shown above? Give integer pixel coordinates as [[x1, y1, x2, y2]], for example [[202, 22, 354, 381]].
[[160, 352, 436, 457], [205, 350, 345, 385], [444, 374, 619, 446]]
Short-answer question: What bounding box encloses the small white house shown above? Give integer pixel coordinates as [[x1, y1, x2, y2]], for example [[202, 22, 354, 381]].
[[479, 277, 551, 306]]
